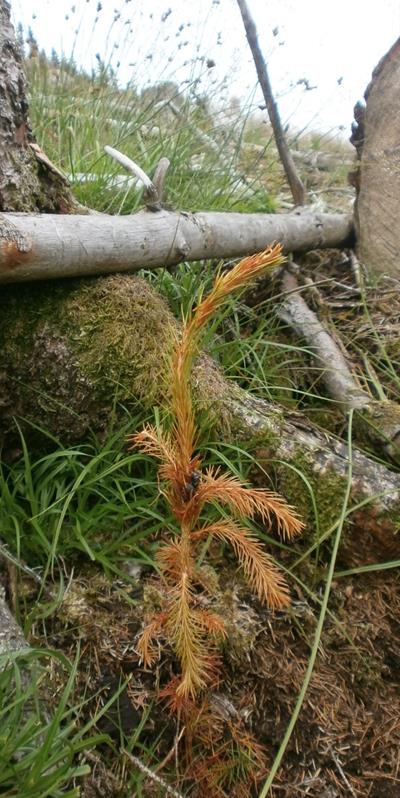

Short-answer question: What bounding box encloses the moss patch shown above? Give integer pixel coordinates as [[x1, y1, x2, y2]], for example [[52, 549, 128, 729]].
[[261, 448, 348, 540], [64, 275, 176, 407], [0, 273, 242, 449], [0, 275, 176, 445]]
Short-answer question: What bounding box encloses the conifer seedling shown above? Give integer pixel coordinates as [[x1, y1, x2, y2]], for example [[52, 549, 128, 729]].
[[128, 244, 304, 705]]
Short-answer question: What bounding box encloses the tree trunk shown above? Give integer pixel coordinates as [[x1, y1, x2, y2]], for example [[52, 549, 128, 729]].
[[351, 37, 400, 277], [0, 0, 80, 214], [1, 274, 399, 568], [0, 209, 353, 283]]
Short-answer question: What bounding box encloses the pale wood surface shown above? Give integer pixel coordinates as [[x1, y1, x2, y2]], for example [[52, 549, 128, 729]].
[[355, 38, 400, 276], [0, 209, 353, 283]]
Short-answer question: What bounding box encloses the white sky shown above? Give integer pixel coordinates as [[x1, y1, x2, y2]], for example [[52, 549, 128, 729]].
[[11, 0, 400, 136]]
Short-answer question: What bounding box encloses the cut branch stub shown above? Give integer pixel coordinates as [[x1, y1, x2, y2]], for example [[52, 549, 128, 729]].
[[104, 146, 163, 211], [151, 157, 170, 207]]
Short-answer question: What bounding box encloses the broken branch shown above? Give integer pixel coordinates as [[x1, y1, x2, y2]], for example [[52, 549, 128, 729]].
[[277, 265, 400, 463], [236, 0, 307, 206], [0, 209, 352, 284]]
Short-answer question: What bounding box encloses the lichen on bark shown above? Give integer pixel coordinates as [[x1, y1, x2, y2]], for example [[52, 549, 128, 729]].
[[0, 0, 79, 213]]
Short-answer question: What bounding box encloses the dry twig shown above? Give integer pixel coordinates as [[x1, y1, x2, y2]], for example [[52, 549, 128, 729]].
[[236, 0, 307, 205]]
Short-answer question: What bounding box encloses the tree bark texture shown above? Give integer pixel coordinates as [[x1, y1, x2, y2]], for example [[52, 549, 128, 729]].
[[0, 0, 79, 214], [0, 209, 353, 284], [1, 274, 399, 567], [351, 37, 400, 277], [0, 588, 27, 655]]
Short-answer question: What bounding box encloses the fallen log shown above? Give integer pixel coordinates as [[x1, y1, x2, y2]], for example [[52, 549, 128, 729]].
[[0, 209, 353, 284], [227, 391, 400, 569], [277, 266, 400, 464], [1, 273, 399, 566]]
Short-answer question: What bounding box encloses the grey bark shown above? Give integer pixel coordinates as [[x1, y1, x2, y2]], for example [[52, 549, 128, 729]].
[[0, 209, 353, 283], [0, 588, 27, 655], [236, 0, 307, 206], [278, 268, 367, 410], [351, 37, 400, 277]]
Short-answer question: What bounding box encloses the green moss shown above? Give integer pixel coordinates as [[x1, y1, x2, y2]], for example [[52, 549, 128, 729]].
[[0, 275, 177, 445], [263, 448, 348, 538], [64, 275, 176, 407], [3, 273, 274, 447], [302, 407, 344, 436]]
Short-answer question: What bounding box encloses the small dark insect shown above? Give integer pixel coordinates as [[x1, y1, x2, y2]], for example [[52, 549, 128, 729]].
[[182, 470, 201, 501]]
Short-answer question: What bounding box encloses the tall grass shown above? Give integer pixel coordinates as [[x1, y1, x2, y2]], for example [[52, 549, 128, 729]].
[[25, 48, 278, 215], [0, 417, 164, 582], [0, 648, 106, 798]]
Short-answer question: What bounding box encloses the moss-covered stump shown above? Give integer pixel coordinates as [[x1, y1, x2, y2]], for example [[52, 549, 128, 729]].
[[0, 273, 233, 448], [0, 275, 177, 446], [1, 273, 400, 565]]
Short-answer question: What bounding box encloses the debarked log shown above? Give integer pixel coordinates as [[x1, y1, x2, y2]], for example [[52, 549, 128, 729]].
[[0, 208, 353, 284], [0, 273, 399, 567]]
